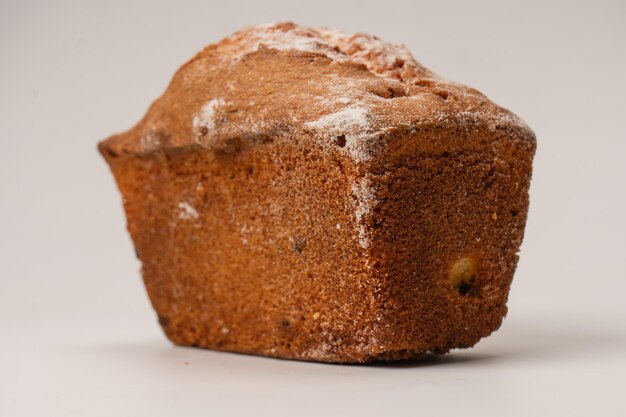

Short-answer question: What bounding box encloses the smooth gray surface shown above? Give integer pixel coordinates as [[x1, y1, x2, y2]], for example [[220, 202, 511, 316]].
[[1, 0, 625, 415]]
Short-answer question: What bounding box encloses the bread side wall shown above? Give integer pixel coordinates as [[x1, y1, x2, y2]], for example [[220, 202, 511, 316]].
[[106, 137, 393, 362], [367, 126, 536, 353]]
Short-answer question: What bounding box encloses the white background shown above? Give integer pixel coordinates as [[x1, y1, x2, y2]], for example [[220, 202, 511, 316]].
[[1, 0, 625, 415]]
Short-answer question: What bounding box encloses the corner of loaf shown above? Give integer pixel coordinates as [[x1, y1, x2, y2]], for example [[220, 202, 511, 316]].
[[99, 22, 535, 363]]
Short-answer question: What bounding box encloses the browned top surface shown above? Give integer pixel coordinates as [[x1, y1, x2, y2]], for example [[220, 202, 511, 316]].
[[100, 22, 534, 163]]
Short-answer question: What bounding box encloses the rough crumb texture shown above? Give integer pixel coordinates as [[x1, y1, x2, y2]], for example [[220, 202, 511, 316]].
[[99, 22, 536, 363]]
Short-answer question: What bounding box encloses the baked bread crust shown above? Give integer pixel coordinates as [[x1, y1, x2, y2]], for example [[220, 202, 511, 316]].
[[100, 22, 532, 162], [99, 22, 535, 362]]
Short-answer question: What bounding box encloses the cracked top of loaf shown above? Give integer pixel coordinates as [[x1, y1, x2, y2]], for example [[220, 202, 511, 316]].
[[100, 22, 534, 163]]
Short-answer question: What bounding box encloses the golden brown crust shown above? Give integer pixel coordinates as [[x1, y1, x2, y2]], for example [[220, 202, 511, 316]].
[[99, 22, 533, 163]]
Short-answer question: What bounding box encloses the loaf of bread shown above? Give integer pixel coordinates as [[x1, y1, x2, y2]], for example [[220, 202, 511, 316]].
[[99, 22, 535, 362]]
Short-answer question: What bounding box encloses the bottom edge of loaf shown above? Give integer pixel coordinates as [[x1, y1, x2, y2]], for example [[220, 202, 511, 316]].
[[163, 328, 502, 364]]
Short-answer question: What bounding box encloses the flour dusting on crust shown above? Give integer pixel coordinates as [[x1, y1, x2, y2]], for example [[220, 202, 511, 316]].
[[306, 106, 369, 132], [102, 22, 535, 163], [352, 176, 378, 249], [178, 202, 199, 220], [192, 98, 225, 144], [222, 22, 432, 85], [305, 106, 379, 162]]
